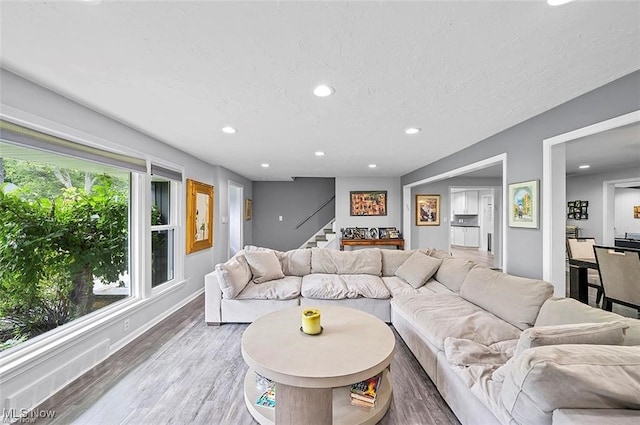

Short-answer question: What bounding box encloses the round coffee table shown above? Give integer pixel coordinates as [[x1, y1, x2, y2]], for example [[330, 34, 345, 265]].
[[241, 305, 395, 425]]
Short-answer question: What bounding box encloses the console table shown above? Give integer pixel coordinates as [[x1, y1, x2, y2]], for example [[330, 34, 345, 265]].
[[340, 239, 404, 251]]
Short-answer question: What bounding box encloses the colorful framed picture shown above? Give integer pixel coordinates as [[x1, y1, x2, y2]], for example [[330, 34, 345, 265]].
[[508, 179, 539, 229], [244, 198, 252, 220], [416, 194, 441, 226], [634, 206, 640, 219], [350, 191, 387, 216], [186, 179, 214, 254]]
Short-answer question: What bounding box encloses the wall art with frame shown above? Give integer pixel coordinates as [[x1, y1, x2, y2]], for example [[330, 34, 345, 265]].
[[245, 198, 252, 220], [508, 179, 539, 229], [350, 191, 387, 216], [186, 179, 214, 254], [416, 194, 441, 226]]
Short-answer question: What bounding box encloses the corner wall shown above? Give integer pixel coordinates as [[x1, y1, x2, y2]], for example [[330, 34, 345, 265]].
[[402, 70, 640, 279]]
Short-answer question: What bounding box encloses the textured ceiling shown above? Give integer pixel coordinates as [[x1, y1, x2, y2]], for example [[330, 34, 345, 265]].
[[0, 1, 639, 181]]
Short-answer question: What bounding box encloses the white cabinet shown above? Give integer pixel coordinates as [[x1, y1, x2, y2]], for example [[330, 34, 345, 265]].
[[464, 191, 479, 215], [452, 227, 465, 246], [451, 227, 480, 248], [451, 190, 479, 215], [465, 227, 480, 247]]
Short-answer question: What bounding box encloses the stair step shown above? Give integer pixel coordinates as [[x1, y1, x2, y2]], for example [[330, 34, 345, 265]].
[[306, 242, 317, 248], [315, 235, 327, 241]]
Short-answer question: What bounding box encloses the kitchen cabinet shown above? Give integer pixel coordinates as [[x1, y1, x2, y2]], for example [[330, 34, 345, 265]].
[[452, 190, 479, 215], [451, 226, 480, 248]]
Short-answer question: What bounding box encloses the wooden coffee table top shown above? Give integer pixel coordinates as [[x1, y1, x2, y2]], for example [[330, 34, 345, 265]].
[[241, 306, 395, 389]]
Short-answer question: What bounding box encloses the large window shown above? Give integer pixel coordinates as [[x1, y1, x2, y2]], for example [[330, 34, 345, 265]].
[[0, 143, 132, 351], [0, 120, 183, 352]]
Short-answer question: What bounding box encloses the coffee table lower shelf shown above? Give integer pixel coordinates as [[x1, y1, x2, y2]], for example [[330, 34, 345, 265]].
[[243, 368, 393, 425]]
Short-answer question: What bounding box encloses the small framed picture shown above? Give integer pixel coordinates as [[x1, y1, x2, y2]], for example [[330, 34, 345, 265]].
[[416, 194, 441, 226], [568, 213, 575, 219], [369, 228, 379, 239], [508, 180, 539, 228]]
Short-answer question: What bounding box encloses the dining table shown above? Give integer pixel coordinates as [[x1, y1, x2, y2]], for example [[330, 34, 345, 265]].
[[568, 257, 598, 304]]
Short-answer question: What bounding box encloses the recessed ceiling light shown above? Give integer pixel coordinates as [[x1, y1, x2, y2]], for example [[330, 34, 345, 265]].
[[547, 0, 574, 6], [315, 151, 325, 156], [261, 163, 270, 168], [368, 164, 377, 168], [405, 127, 421, 135], [578, 164, 591, 169], [313, 85, 334, 97], [221, 126, 237, 134]]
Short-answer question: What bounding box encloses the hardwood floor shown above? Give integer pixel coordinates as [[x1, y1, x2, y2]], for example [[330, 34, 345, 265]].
[[449, 246, 496, 269], [33, 295, 460, 425]]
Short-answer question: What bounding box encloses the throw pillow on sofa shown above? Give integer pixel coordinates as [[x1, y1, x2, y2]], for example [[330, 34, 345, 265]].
[[434, 257, 475, 292], [215, 253, 252, 299], [395, 252, 442, 289], [244, 250, 285, 284], [514, 320, 629, 357]]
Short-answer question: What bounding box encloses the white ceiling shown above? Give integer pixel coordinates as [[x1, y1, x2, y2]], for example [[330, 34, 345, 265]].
[[1, 1, 639, 181]]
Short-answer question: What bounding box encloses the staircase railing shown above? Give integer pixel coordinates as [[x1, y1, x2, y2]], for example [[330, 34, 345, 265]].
[[295, 195, 335, 229]]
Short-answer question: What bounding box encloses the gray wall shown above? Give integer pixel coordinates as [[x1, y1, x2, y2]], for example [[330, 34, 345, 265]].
[[567, 166, 640, 241], [252, 177, 335, 251], [335, 177, 402, 239], [402, 70, 640, 279], [411, 177, 502, 251]]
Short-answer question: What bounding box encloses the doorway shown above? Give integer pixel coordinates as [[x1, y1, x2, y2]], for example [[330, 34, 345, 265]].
[[228, 181, 244, 258], [543, 110, 640, 297]]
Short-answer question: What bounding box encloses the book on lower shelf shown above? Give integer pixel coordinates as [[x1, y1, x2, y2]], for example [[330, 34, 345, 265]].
[[349, 372, 383, 407], [256, 386, 276, 409]]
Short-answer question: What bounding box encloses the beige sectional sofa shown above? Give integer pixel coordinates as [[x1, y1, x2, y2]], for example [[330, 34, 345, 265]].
[[205, 246, 640, 425]]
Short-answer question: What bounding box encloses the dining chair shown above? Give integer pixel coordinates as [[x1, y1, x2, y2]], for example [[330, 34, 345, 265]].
[[593, 245, 640, 316], [566, 237, 603, 305]]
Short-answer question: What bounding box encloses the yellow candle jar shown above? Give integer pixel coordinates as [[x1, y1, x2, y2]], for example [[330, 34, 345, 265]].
[[301, 308, 321, 335]]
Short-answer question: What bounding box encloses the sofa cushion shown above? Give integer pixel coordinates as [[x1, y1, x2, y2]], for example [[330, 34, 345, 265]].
[[430, 249, 452, 260], [514, 321, 629, 357], [215, 253, 252, 299], [434, 257, 475, 292], [395, 252, 442, 289], [244, 250, 285, 283], [342, 275, 390, 299], [500, 345, 640, 425], [535, 297, 640, 346], [382, 276, 421, 297], [460, 267, 554, 331], [444, 338, 512, 367], [380, 250, 415, 276], [311, 248, 382, 275], [391, 293, 522, 351], [280, 248, 311, 276], [235, 276, 302, 300], [244, 245, 311, 276], [301, 274, 348, 299]]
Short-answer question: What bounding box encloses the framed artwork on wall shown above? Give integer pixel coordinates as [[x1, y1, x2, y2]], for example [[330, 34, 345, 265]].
[[416, 194, 441, 226], [186, 179, 214, 254], [350, 191, 387, 216], [508, 179, 539, 229], [244, 198, 252, 220]]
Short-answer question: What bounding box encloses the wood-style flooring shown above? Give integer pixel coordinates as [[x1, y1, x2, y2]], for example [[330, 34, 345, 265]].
[[33, 295, 460, 425], [449, 246, 495, 269]]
